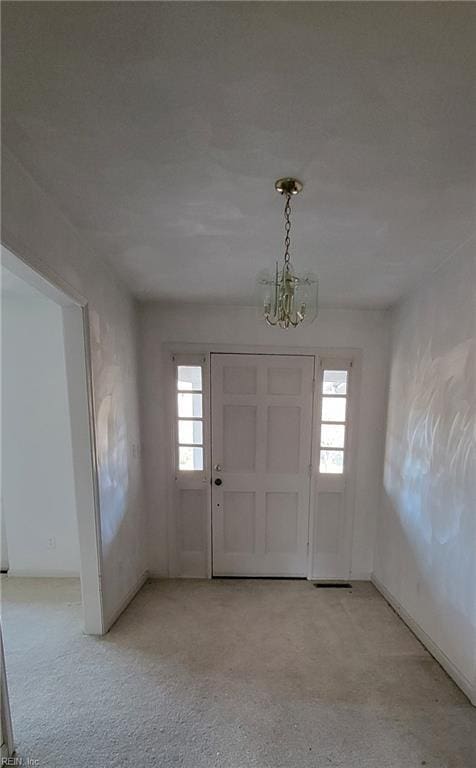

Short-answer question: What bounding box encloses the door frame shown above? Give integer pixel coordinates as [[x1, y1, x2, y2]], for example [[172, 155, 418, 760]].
[[164, 342, 361, 581], [1, 243, 104, 634]]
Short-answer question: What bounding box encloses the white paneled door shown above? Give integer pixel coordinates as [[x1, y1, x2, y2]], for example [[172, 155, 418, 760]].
[[211, 354, 314, 576]]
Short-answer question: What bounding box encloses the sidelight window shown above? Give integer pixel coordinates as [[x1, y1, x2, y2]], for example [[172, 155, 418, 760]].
[[319, 368, 349, 474], [176, 364, 204, 471]]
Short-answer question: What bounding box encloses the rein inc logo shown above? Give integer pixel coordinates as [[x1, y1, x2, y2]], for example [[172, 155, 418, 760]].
[[1, 760, 39, 766]]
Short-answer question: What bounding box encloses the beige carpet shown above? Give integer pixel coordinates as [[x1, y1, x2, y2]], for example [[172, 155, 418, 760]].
[[2, 577, 475, 767]]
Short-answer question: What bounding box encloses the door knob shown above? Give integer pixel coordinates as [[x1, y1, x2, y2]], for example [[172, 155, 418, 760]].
[[214, 478, 223, 486]]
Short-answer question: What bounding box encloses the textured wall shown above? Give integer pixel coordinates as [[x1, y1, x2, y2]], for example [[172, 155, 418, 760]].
[[374, 243, 476, 694], [139, 303, 390, 578], [2, 148, 146, 626]]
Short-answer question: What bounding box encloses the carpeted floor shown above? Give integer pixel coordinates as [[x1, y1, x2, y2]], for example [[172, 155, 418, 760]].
[[2, 577, 475, 768]]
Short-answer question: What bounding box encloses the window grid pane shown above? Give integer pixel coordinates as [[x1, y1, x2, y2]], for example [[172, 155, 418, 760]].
[[322, 370, 348, 395], [320, 424, 345, 449], [321, 397, 346, 422], [177, 366, 202, 391], [178, 419, 203, 446], [319, 449, 344, 474], [179, 445, 204, 471], [177, 392, 203, 418]]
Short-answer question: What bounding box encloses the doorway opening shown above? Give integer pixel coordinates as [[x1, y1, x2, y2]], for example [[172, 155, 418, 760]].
[[1, 245, 103, 632]]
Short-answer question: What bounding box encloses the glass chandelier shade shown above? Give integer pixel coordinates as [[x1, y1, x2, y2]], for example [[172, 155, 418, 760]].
[[259, 262, 319, 329], [258, 178, 318, 329]]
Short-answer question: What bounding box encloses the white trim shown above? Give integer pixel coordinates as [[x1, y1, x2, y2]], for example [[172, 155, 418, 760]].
[[307, 354, 320, 580], [103, 570, 149, 632], [165, 352, 179, 576], [1, 624, 14, 758], [346, 357, 360, 580], [2, 235, 88, 308], [5, 570, 81, 578], [164, 341, 360, 358], [306, 355, 318, 576], [76, 306, 105, 633], [371, 574, 476, 706], [205, 352, 212, 579]]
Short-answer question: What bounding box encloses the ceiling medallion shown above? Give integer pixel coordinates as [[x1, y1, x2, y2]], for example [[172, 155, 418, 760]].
[[258, 178, 318, 329]]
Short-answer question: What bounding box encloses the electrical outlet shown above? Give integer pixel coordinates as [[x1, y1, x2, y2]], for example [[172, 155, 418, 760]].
[[47, 537, 56, 550]]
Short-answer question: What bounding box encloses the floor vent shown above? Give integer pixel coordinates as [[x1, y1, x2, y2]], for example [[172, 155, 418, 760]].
[[314, 582, 352, 589]]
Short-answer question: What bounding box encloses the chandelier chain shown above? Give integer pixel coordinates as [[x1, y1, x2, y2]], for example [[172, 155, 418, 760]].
[[284, 193, 292, 264]]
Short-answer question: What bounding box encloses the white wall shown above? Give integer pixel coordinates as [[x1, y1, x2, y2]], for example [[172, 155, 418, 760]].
[[2, 289, 80, 576], [374, 243, 476, 702], [139, 303, 390, 578], [2, 148, 147, 627]]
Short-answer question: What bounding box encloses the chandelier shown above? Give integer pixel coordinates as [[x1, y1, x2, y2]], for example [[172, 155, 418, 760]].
[[258, 178, 318, 328]]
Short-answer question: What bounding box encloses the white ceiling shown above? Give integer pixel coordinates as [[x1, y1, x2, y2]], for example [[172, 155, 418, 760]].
[[2, 3, 475, 308]]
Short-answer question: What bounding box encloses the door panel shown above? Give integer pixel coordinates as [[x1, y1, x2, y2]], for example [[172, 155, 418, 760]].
[[211, 354, 314, 576], [223, 405, 257, 471], [266, 406, 301, 473], [223, 492, 255, 553], [267, 366, 302, 395], [223, 365, 257, 394], [265, 492, 299, 553], [178, 489, 207, 552]]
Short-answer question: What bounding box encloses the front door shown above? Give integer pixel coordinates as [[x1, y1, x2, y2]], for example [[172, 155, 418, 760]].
[[211, 354, 314, 576]]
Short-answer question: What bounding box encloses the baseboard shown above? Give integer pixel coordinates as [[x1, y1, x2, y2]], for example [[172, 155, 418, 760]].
[[104, 570, 149, 633], [150, 572, 372, 581], [371, 574, 475, 706], [5, 569, 80, 578]]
